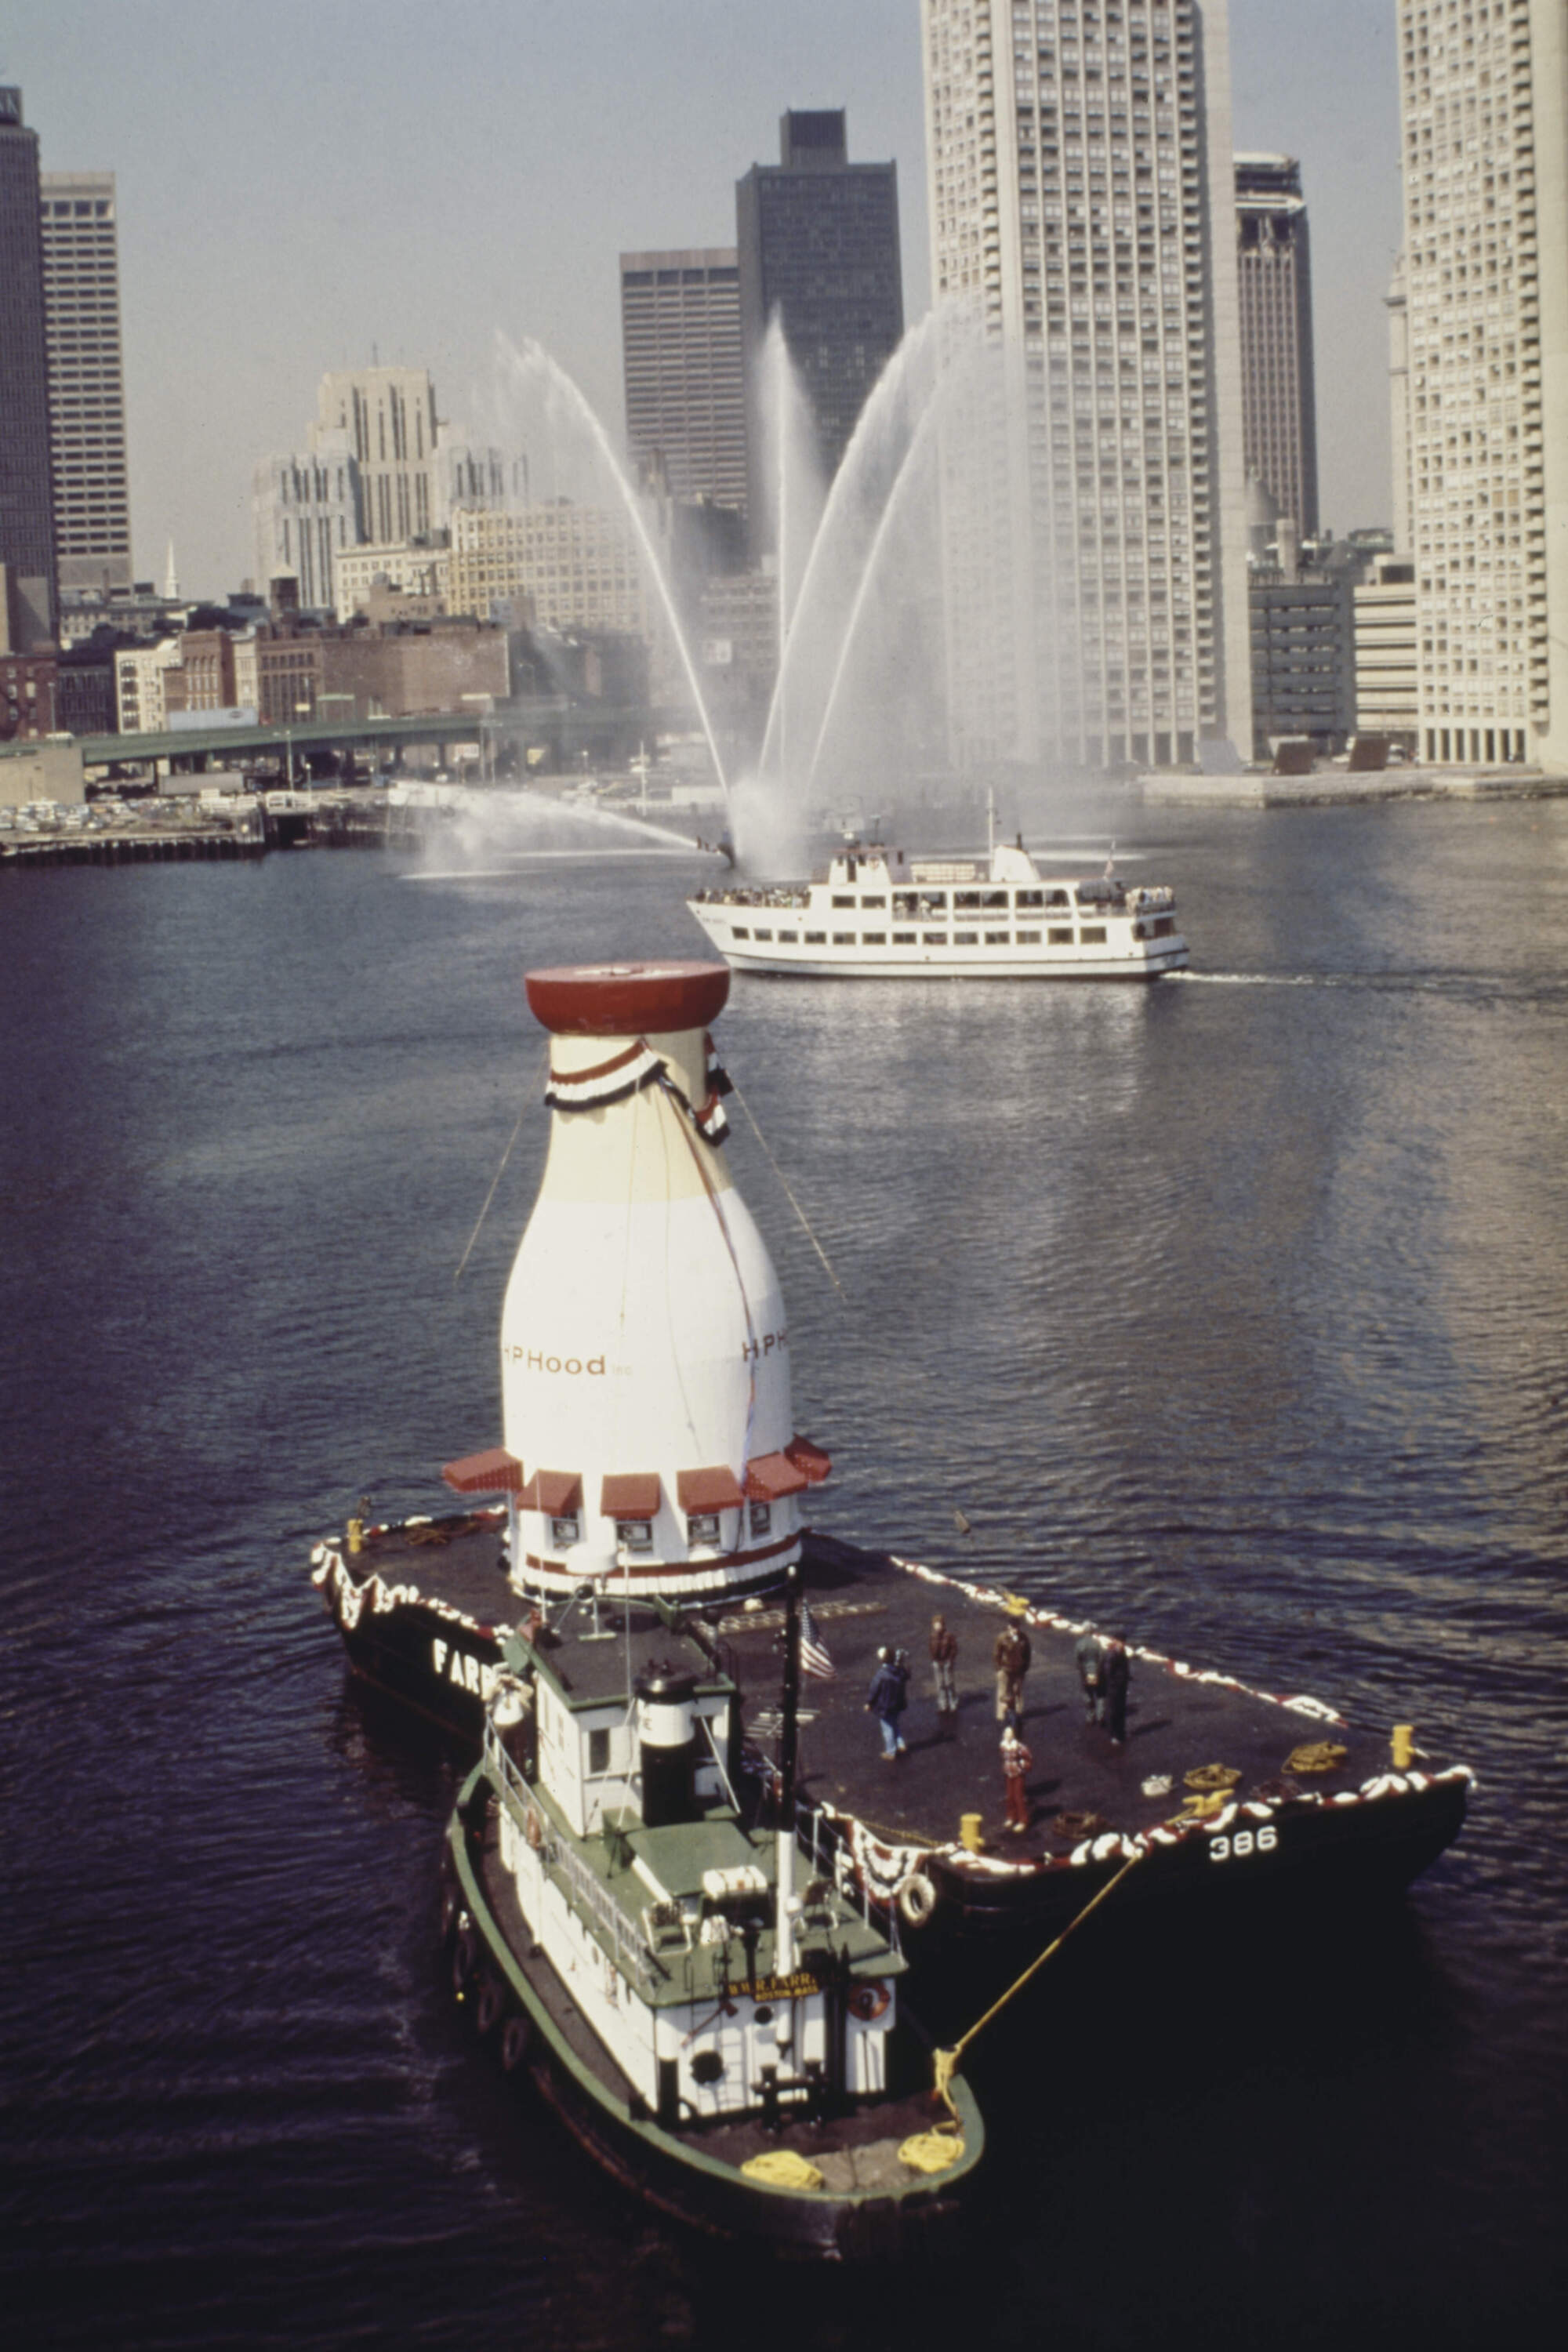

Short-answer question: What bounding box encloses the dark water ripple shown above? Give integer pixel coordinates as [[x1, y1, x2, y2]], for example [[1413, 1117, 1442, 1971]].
[[3, 808, 1566, 2347]]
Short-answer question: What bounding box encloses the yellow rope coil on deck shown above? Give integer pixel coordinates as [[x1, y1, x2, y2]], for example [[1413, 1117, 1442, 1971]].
[[1184, 1764, 1243, 1790], [899, 2129, 965, 2173], [1284, 1740, 1348, 1775], [741, 2148, 825, 2191]]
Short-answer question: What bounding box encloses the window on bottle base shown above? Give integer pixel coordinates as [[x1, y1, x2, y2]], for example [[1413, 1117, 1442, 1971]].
[[687, 1511, 720, 1545], [617, 1519, 654, 1552], [749, 1501, 771, 1539], [550, 1514, 579, 1548]]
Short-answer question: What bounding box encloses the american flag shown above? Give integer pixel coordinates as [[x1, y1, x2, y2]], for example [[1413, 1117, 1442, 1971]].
[[800, 1600, 837, 1682]]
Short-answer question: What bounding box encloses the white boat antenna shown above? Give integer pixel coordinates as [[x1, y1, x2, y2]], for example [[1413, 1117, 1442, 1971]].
[[986, 786, 996, 862]]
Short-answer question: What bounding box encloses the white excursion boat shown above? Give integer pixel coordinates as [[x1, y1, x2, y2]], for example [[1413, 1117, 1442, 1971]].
[[688, 820, 1188, 982]]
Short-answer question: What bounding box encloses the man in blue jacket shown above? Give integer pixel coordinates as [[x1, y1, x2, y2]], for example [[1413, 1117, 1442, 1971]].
[[866, 1646, 909, 1760]]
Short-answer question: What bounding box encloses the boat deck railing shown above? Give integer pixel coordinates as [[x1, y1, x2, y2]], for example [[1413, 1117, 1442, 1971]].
[[797, 1801, 903, 1958], [484, 1722, 662, 1987]]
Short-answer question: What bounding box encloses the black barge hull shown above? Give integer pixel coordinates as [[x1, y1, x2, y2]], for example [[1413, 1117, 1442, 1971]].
[[314, 1516, 1472, 1973]]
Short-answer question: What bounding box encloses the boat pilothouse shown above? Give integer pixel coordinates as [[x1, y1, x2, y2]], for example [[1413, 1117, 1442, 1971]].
[[688, 818, 1188, 981]]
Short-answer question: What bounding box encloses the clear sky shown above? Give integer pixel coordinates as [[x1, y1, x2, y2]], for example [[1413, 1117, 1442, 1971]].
[[6, 0, 1403, 598]]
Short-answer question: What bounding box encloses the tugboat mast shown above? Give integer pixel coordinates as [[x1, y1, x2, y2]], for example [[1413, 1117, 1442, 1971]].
[[775, 1563, 801, 1976]]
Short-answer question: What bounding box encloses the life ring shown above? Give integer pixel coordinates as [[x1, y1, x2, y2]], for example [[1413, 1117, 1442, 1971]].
[[525, 1807, 544, 1851], [475, 1973, 505, 2036], [897, 1871, 938, 1929], [848, 1981, 891, 2024], [452, 1924, 479, 1992], [500, 2013, 530, 2073]]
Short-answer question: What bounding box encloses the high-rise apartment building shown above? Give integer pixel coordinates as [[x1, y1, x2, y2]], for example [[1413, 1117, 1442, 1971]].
[[40, 171, 132, 592], [921, 1, 1250, 770], [1234, 152, 1317, 537], [0, 88, 56, 648], [1396, 0, 1568, 769], [621, 249, 747, 512], [736, 112, 903, 531]]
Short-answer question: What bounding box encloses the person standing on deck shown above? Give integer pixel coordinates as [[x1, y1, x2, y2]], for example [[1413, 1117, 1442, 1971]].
[[994, 1602, 1033, 1728], [930, 1614, 959, 1735], [1102, 1638, 1131, 1745], [1000, 1725, 1033, 1834], [866, 1646, 909, 1760], [1075, 1632, 1106, 1725]]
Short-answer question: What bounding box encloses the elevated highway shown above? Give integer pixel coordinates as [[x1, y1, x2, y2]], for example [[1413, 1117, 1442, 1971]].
[[0, 697, 685, 775]]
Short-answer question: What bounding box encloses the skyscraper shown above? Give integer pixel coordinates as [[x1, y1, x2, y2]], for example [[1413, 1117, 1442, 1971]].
[[921, 1, 1250, 771], [0, 88, 56, 648], [40, 171, 132, 592], [1234, 152, 1317, 538], [1386, 249, 1411, 554], [1396, 0, 1568, 770], [736, 111, 903, 529], [620, 249, 746, 511], [314, 367, 440, 548]]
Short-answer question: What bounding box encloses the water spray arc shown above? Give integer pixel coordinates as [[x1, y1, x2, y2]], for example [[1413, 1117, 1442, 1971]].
[[804, 357, 955, 799], [754, 314, 940, 798], [499, 333, 731, 807]]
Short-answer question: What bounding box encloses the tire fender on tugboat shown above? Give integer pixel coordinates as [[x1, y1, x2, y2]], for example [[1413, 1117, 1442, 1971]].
[[452, 1923, 480, 1992], [500, 2012, 530, 2072], [898, 1871, 938, 1928], [476, 1973, 505, 2036]]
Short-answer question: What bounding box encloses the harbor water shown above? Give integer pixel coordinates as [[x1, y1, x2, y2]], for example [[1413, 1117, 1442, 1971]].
[[2, 800, 1565, 2348]]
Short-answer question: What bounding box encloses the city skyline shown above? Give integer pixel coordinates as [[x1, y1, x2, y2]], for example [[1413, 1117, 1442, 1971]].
[[7, 0, 1403, 600]]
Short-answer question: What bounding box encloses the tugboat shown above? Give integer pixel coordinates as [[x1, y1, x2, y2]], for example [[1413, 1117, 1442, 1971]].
[[442, 1563, 983, 2256], [312, 960, 1471, 1987]]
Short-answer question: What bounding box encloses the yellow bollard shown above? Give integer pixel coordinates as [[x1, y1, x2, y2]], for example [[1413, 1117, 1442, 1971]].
[[960, 1812, 984, 1853], [1392, 1724, 1415, 1769], [346, 1515, 364, 1556]]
